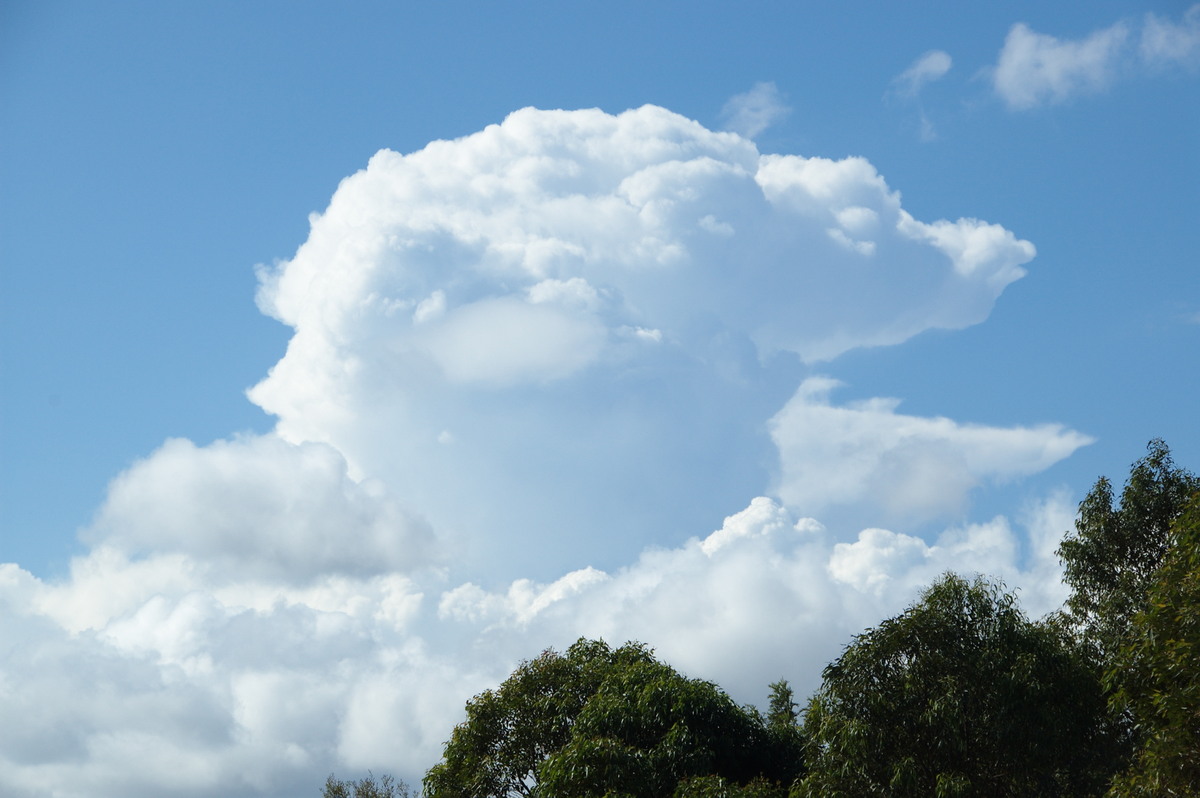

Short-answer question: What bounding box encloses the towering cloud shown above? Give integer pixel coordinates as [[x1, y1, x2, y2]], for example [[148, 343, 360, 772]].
[[249, 104, 1035, 576]]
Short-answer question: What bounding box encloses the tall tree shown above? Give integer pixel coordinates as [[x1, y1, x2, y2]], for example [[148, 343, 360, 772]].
[[1058, 439, 1199, 664], [796, 574, 1118, 797], [1106, 493, 1200, 797]]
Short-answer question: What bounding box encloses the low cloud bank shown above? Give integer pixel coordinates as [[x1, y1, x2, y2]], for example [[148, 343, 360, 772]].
[[1, 484, 1076, 796]]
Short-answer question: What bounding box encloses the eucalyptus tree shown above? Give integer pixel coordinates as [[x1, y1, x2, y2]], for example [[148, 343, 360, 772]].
[[796, 574, 1118, 797], [1105, 493, 1200, 796], [1056, 440, 1199, 792], [1058, 439, 1199, 664]]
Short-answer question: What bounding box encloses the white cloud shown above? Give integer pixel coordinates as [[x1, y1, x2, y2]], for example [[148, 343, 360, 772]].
[[895, 210, 1034, 286], [411, 492, 1078, 719], [918, 112, 938, 142], [412, 289, 446, 325], [418, 296, 606, 385], [85, 434, 437, 583], [1141, 4, 1200, 67], [892, 50, 953, 97], [719, 81, 790, 138], [991, 8, 1200, 110], [246, 105, 1035, 578], [889, 50, 952, 141], [0, 558, 475, 798], [0, 420, 1082, 797], [993, 20, 1130, 109], [769, 377, 1093, 527]]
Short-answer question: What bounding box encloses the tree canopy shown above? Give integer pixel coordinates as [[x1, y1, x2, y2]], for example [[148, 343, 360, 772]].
[[1106, 493, 1200, 796], [1058, 439, 1199, 664], [1055, 439, 1199, 793], [795, 573, 1118, 797], [422, 639, 803, 798]]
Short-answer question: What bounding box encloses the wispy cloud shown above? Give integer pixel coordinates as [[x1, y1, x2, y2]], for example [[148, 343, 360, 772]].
[[1141, 4, 1200, 67], [889, 50, 953, 141], [770, 377, 1092, 528], [892, 50, 952, 98], [993, 21, 1130, 109], [719, 81, 790, 138], [992, 5, 1200, 109]]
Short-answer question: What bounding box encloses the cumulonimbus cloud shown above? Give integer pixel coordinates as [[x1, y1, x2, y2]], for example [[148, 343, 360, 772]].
[[247, 104, 1035, 576], [0, 362, 1086, 795]]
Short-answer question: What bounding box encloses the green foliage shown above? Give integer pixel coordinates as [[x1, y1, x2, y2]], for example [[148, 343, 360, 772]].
[[322, 771, 412, 798], [1106, 493, 1200, 797], [538, 660, 775, 797], [761, 679, 804, 788], [423, 638, 804, 798], [1058, 439, 1199, 664], [423, 638, 648, 798], [765, 680, 797, 730], [673, 775, 787, 797], [795, 573, 1117, 798], [1056, 440, 1199, 791]]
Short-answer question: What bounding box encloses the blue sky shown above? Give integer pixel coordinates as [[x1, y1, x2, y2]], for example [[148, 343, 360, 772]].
[[1, 2, 1198, 795]]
